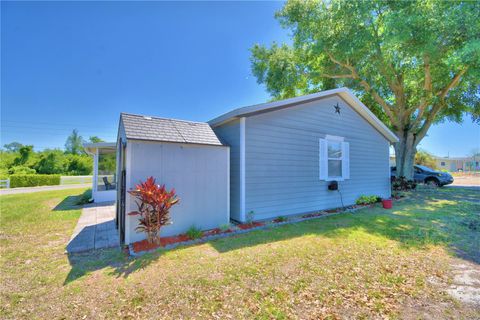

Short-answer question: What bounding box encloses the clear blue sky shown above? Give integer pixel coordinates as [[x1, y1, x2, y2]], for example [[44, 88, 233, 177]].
[[2, 1, 478, 157]]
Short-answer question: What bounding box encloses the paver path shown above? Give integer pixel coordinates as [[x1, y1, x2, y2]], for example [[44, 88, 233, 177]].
[[66, 202, 119, 253], [0, 183, 90, 195]]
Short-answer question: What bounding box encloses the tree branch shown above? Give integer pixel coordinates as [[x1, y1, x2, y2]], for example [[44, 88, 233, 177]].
[[325, 52, 397, 124], [437, 68, 467, 99], [320, 73, 355, 79], [410, 55, 433, 129], [415, 68, 468, 142]]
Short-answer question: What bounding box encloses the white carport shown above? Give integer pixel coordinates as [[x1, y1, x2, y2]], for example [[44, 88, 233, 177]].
[[84, 142, 117, 203]]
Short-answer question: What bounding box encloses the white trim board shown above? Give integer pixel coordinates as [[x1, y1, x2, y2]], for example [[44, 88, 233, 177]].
[[239, 117, 246, 222]]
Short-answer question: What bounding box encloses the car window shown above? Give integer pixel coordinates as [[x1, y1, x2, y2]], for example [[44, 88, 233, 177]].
[[416, 165, 434, 172]]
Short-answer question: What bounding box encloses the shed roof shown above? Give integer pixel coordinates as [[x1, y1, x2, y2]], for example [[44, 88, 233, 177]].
[[208, 87, 399, 143], [120, 113, 223, 146]]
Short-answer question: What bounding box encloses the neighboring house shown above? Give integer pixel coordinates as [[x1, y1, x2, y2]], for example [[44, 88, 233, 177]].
[[209, 87, 398, 222], [435, 156, 480, 172], [115, 87, 398, 245], [117, 113, 230, 245]]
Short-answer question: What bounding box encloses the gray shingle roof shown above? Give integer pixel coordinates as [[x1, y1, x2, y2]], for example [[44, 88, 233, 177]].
[[121, 113, 223, 146]]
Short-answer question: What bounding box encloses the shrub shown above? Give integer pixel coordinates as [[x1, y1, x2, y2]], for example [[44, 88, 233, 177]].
[[355, 195, 379, 205], [8, 165, 36, 175], [274, 216, 288, 222], [391, 176, 417, 191], [75, 189, 93, 205], [186, 225, 203, 240], [128, 177, 179, 244], [34, 151, 64, 174], [219, 223, 232, 232], [9, 174, 61, 188]]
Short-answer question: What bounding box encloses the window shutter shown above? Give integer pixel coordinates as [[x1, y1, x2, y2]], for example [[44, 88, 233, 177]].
[[342, 142, 350, 179], [319, 138, 328, 180]]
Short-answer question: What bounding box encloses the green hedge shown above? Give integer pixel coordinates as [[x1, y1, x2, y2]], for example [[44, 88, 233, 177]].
[[9, 174, 61, 188]]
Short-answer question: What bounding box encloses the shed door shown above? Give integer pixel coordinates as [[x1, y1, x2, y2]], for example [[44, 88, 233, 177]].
[[119, 169, 126, 244], [116, 140, 126, 244]]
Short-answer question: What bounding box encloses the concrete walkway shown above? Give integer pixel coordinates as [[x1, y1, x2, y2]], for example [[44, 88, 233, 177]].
[[66, 202, 119, 253], [0, 183, 91, 195]]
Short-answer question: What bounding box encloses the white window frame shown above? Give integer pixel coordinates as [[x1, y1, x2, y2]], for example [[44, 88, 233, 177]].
[[319, 135, 350, 181]]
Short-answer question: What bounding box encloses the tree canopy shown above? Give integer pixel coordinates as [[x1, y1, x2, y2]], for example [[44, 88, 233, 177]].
[[250, 0, 480, 178], [3, 142, 23, 153], [415, 150, 437, 169], [65, 129, 85, 155], [89, 136, 104, 143]]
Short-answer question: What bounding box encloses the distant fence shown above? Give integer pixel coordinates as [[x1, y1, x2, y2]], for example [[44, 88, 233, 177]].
[[60, 175, 93, 185], [0, 179, 10, 189]]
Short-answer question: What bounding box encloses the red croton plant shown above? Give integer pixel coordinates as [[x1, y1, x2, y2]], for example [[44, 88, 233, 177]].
[[128, 176, 179, 244]]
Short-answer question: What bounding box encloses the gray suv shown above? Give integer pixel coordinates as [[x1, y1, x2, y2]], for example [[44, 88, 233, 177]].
[[391, 165, 454, 187]]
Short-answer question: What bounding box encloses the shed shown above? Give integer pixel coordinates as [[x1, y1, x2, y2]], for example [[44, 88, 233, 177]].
[[209, 87, 398, 222], [116, 113, 230, 245]]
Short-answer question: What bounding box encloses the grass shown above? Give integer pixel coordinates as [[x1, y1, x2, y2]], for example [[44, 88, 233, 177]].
[[0, 187, 479, 319], [59, 176, 92, 185]]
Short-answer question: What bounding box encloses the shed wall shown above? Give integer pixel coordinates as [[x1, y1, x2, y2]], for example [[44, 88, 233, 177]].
[[124, 141, 229, 244]]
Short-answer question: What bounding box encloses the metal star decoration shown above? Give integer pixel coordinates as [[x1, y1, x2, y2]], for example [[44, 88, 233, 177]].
[[334, 103, 341, 114]]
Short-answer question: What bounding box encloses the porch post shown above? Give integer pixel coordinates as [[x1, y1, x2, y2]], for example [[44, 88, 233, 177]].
[[93, 148, 99, 202]]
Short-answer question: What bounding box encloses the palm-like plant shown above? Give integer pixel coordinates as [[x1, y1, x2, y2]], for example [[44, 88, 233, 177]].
[[128, 177, 179, 244]]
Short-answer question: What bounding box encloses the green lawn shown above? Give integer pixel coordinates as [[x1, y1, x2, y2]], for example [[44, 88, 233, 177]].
[[0, 187, 478, 319]]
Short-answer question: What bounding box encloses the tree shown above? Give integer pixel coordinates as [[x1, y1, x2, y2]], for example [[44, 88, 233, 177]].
[[65, 129, 85, 155], [89, 136, 104, 143], [414, 150, 437, 169], [250, 0, 480, 178], [3, 142, 23, 153], [63, 154, 93, 175], [13, 145, 33, 166], [35, 151, 63, 174]]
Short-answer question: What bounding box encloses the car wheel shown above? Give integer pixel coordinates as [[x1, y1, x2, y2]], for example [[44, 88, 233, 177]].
[[425, 178, 439, 187]]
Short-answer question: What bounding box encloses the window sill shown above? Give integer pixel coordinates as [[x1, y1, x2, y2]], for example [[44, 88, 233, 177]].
[[325, 177, 345, 181]]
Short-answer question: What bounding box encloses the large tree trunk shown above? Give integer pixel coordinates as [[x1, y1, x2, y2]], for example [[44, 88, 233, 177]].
[[394, 130, 417, 179]]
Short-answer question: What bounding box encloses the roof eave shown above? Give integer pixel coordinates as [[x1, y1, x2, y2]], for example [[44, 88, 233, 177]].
[[208, 87, 399, 144]]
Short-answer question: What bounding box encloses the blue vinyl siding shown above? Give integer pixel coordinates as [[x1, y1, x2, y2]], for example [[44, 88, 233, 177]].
[[244, 95, 390, 221]]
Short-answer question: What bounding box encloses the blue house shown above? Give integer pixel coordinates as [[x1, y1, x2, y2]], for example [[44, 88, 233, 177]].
[[209, 87, 398, 222]]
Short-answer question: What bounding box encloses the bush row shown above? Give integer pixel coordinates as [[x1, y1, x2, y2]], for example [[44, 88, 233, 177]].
[[9, 174, 61, 188]]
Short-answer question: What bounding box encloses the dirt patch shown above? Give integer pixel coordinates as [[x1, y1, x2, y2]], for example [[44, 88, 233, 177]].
[[451, 173, 480, 187], [446, 260, 480, 307]]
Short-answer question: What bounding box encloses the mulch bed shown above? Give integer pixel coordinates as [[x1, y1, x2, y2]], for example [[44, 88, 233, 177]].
[[132, 228, 237, 253], [302, 212, 324, 219], [203, 228, 233, 236], [132, 234, 190, 253], [237, 222, 265, 230]]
